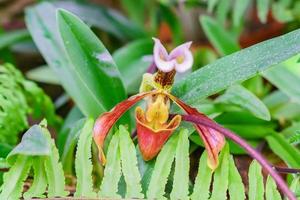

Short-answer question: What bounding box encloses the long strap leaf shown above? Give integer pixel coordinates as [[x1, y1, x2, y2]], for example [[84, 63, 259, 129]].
[[74, 118, 97, 197], [119, 125, 144, 199]]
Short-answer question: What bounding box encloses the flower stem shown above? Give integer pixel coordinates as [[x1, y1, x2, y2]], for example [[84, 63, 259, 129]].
[[181, 114, 296, 200]]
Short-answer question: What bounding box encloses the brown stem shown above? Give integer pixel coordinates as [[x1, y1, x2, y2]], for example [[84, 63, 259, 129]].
[[181, 114, 296, 200]]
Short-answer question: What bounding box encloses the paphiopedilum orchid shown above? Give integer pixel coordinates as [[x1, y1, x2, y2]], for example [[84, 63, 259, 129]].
[[93, 38, 225, 170]]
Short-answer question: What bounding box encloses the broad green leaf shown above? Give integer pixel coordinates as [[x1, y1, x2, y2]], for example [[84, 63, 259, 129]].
[[200, 15, 239, 56], [170, 129, 190, 200], [210, 144, 230, 200], [266, 132, 300, 168], [257, 0, 270, 23], [23, 157, 47, 199], [228, 155, 245, 200], [190, 151, 213, 200], [6, 125, 50, 165], [216, 85, 270, 120], [118, 126, 144, 199], [113, 38, 152, 94], [57, 9, 127, 113], [232, 0, 250, 26], [147, 135, 178, 199], [44, 126, 68, 197], [74, 118, 96, 198], [0, 156, 32, 200], [266, 176, 282, 200], [99, 134, 121, 198], [26, 65, 60, 85], [173, 28, 300, 105], [0, 29, 31, 50], [263, 55, 300, 104], [54, 1, 146, 41], [25, 3, 105, 117], [248, 160, 264, 200]]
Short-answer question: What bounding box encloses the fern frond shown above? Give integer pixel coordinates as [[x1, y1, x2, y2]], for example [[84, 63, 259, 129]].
[[266, 175, 282, 200], [99, 133, 122, 198], [74, 118, 97, 198], [228, 155, 245, 200], [248, 160, 264, 200], [119, 125, 144, 199], [0, 156, 32, 200]]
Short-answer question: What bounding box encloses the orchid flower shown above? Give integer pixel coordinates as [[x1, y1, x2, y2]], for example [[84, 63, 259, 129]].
[[93, 38, 225, 170]]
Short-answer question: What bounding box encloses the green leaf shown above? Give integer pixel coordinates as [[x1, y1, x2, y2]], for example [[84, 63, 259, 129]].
[[257, 0, 270, 23], [74, 118, 97, 198], [6, 125, 50, 165], [44, 126, 68, 197], [210, 144, 230, 200], [23, 157, 47, 199], [200, 15, 240, 56], [0, 158, 8, 169], [118, 125, 144, 198], [263, 55, 300, 104], [170, 129, 190, 200], [216, 85, 270, 120], [228, 155, 245, 200], [266, 132, 300, 168], [265, 176, 282, 200], [113, 38, 152, 94], [0, 156, 32, 200], [26, 65, 60, 85], [208, 0, 220, 12], [190, 151, 213, 200], [99, 133, 121, 198], [121, 0, 146, 27], [25, 3, 104, 118], [289, 176, 300, 198], [215, 0, 231, 26], [147, 134, 178, 199], [57, 9, 127, 113], [248, 160, 264, 200], [173, 28, 300, 105], [54, 1, 146, 41], [0, 29, 31, 50], [232, 0, 250, 26]]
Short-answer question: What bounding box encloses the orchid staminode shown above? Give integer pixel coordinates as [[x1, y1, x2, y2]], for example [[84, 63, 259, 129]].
[[93, 38, 225, 170]]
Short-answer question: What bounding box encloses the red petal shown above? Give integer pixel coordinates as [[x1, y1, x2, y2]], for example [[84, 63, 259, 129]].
[[135, 107, 181, 161], [93, 91, 154, 165], [168, 94, 225, 170]]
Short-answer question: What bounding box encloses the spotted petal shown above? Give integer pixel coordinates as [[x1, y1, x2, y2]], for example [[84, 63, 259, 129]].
[[135, 107, 181, 160], [93, 91, 155, 165], [153, 37, 175, 72], [167, 93, 225, 170]]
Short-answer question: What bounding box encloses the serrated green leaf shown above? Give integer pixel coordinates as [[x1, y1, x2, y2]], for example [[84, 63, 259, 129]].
[[190, 151, 213, 200], [228, 155, 245, 200], [232, 0, 250, 26], [216, 85, 270, 120], [266, 132, 300, 168], [147, 134, 178, 199], [266, 176, 282, 200], [170, 129, 190, 200], [200, 15, 239, 56], [99, 134, 121, 198], [173, 28, 300, 105], [248, 160, 264, 200], [257, 0, 270, 23], [74, 118, 96, 197], [6, 125, 50, 165], [0, 156, 32, 200], [210, 144, 230, 200], [23, 157, 47, 199], [119, 125, 144, 199], [44, 127, 68, 197]]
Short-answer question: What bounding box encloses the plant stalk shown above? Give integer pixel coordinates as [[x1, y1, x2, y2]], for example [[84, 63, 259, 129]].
[[181, 114, 296, 200]]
